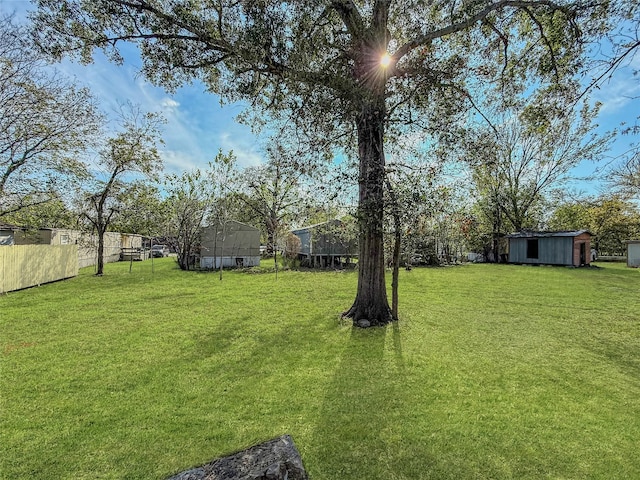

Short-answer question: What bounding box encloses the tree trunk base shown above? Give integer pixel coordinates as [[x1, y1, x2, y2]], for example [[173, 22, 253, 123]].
[[342, 300, 394, 328]]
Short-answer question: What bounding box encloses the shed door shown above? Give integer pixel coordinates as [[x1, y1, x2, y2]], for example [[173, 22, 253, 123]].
[[526, 239, 539, 259], [579, 243, 586, 265]]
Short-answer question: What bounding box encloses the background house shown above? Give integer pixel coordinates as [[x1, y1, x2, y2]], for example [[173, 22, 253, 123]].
[[200, 220, 261, 269], [292, 219, 357, 268], [627, 240, 640, 268], [506, 230, 592, 267], [0, 225, 71, 245]]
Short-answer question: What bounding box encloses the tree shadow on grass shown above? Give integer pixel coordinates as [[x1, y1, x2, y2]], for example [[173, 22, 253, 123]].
[[169, 312, 354, 460], [306, 322, 440, 479], [581, 335, 640, 388]]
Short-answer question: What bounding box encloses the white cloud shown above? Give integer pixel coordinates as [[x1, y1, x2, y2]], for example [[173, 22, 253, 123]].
[[592, 62, 640, 117], [161, 98, 180, 109], [598, 91, 639, 116], [219, 132, 264, 168], [161, 150, 202, 174]]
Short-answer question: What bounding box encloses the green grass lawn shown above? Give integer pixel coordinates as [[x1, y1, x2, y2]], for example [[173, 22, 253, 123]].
[[2, 259, 639, 479]]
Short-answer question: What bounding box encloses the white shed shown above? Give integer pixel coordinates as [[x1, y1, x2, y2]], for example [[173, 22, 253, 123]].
[[627, 240, 640, 268]]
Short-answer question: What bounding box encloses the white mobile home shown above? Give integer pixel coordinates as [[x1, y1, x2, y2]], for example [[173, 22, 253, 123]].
[[0, 224, 142, 268], [200, 221, 261, 269]]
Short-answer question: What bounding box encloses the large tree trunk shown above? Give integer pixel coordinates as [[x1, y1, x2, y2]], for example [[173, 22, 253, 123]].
[[343, 100, 392, 326]]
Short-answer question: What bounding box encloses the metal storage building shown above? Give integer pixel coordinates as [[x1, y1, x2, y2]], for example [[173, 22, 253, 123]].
[[627, 240, 640, 268], [506, 230, 592, 267]]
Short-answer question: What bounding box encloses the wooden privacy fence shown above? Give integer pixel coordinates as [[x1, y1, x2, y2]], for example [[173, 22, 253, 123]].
[[0, 245, 78, 294]]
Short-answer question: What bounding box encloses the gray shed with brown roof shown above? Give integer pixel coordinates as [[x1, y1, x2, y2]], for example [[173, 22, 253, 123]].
[[506, 230, 592, 267]]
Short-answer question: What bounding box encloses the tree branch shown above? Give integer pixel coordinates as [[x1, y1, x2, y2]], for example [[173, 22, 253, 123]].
[[393, 0, 576, 62], [329, 0, 365, 37]]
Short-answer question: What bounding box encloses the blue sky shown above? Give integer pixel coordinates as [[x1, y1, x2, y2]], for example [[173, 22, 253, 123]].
[[2, 0, 639, 194], [584, 49, 640, 192]]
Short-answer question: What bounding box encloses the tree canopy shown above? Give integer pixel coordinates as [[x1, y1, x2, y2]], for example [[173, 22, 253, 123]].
[[548, 194, 640, 255], [32, 1, 606, 138], [80, 104, 164, 275], [0, 14, 102, 219]]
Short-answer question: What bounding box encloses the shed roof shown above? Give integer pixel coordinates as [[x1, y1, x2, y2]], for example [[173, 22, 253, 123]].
[[291, 219, 342, 234], [204, 220, 259, 231], [506, 230, 591, 239], [0, 224, 68, 232], [0, 223, 24, 231]]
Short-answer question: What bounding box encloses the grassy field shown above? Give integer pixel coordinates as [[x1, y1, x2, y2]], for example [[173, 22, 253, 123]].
[[1, 259, 639, 479]]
